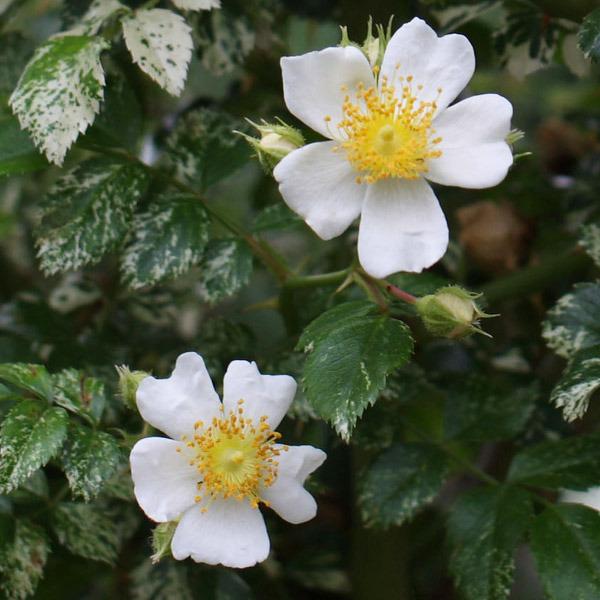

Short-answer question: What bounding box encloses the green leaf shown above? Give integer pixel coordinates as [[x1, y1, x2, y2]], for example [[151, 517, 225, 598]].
[[120, 194, 211, 289], [252, 203, 302, 232], [0, 113, 46, 177], [130, 560, 193, 600], [165, 107, 251, 190], [447, 486, 532, 600], [36, 157, 149, 275], [122, 8, 193, 96], [542, 283, 600, 359], [86, 72, 143, 152], [359, 443, 448, 527], [298, 302, 413, 439], [9, 34, 108, 165], [444, 377, 537, 442], [51, 501, 120, 563], [61, 425, 121, 501], [297, 301, 374, 350], [0, 363, 53, 400], [0, 520, 49, 600], [51, 368, 107, 422], [531, 504, 600, 599], [551, 344, 600, 422], [579, 8, 600, 62], [196, 238, 253, 304], [0, 400, 69, 494], [0, 32, 34, 101], [508, 433, 600, 490]]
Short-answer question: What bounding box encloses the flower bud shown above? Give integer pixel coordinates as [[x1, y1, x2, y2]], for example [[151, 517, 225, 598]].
[[237, 119, 304, 172], [415, 286, 495, 339], [115, 365, 148, 409]]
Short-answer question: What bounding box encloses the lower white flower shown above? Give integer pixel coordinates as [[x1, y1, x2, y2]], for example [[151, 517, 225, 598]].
[[273, 17, 514, 278], [130, 352, 326, 568]]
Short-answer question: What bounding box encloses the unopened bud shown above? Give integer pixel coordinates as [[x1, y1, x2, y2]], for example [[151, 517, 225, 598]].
[[116, 365, 148, 409], [415, 286, 496, 339], [237, 118, 304, 172]]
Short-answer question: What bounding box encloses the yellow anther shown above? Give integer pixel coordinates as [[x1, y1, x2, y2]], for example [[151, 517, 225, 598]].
[[337, 77, 442, 182], [175, 402, 281, 513]]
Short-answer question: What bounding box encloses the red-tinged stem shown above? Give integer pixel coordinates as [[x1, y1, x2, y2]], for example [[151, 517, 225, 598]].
[[385, 283, 417, 305]]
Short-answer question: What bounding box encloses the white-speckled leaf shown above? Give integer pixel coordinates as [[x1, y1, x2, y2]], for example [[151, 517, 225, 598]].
[[198, 10, 255, 75], [36, 157, 149, 275], [551, 344, 600, 422], [61, 425, 121, 502], [196, 238, 253, 304], [0, 363, 53, 400], [122, 9, 193, 96], [171, 0, 220, 10], [120, 194, 211, 289], [580, 223, 600, 267], [52, 502, 120, 564], [9, 35, 108, 165], [448, 486, 532, 600], [165, 107, 250, 190], [0, 400, 68, 494], [68, 0, 129, 36], [297, 302, 414, 440], [359, 443, 448, 527], [51, 368, 107, 422], [0, 520, 49, 600], [542, 283, 600, 359]]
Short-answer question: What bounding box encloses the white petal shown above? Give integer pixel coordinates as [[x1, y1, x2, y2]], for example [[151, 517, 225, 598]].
[[380, 18, 475, 115], [357, 178, 448, 278], [222, 361, 296, 430], [171, 499, 269, 568], [261, 445, 326, 524], [130, 437, 198, 522], [426, 94, 513, 189], [136, 352, 221, 440], [274, 141, 366, 240], [281, 46, 375, 139]]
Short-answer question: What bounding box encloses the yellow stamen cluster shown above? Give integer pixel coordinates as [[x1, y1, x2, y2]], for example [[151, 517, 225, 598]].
[[178, 400, 286, 511], [335, 74, 442, 184]]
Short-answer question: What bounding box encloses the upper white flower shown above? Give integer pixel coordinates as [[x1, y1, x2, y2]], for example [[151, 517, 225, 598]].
[[129, 352, 326, 568], [273, 18, 514, 278]]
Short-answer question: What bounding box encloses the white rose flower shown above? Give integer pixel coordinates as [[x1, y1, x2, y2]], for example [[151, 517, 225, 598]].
[[274, 17, 514, 278], [130, 352, 326, 568]]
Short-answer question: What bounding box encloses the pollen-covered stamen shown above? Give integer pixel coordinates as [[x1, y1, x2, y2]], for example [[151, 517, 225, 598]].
[[335, 75, 443, 183], [179, 400, 287, 511]]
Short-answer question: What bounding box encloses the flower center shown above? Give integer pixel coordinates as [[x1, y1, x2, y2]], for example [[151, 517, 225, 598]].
[[334, 74, 443, 184], [179, 400, 285, 511]]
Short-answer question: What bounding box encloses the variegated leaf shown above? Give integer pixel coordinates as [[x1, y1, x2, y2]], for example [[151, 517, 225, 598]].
[[122, 9, 193, 96], [120, 194, 210, 289], [171, 0, 220, 10], [196, 238, 253, 303], [9, 35, 108, 165], [36, 157, 149, 275], [198, 10, 255, 75], [68, 0, 129, 36]]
